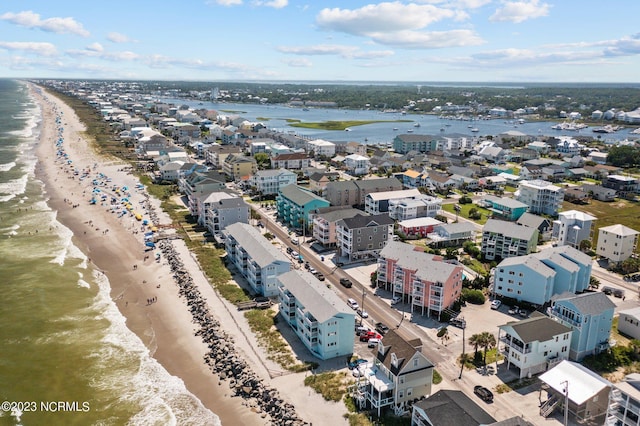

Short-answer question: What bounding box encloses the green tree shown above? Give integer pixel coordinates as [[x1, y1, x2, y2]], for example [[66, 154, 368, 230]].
[[479, 331, 497, 367], [469, 333, 483, 358], [579, 239, 592, 252], [254, 152, 271, 169], [589, 276, 601, 290], [607, 145, 640, 167]]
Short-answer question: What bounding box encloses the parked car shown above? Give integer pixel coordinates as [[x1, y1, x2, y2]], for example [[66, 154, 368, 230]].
[[391, 296, 401, 305], [347, 298, 359, 310], [490, 300, 502, 310], [367, 338, 380, 348], [348, 358, 368, 370], [286, 247, 293, 255], [449, 317, 466, 328], [315, 273, 325, 281], [359, 331, 381, 342], [375, 322, 389, 335], [357, 309, 369, 318], [474, 385, 494, 403], [257, 221, 264, 228], [508, 306, 520, 315], [291, 250, 299, 258], [339, 278, 353, 288], [355, 326, 370, 336], [290, 236, 299, 244]]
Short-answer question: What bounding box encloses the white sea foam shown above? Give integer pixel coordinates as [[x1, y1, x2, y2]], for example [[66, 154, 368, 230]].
[[0, 161, 16, 172], [0, 174, 28, 200], [89, 271, 221, 426], [78, 272, 91, 289], [1, 223, 19, 236]]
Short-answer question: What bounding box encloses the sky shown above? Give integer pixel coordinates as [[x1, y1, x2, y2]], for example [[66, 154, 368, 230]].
[[1, 0, 640, 83]]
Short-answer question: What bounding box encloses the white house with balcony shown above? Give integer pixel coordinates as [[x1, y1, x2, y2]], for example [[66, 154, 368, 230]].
[[597, 224, 639, 264], [552, 210, 596, 249], [498, 312, 573, 379], [515, 180, 565, 216], [249, 168, 297, 195], [344, 154, 371, 176], [307, 139, 336, 157]]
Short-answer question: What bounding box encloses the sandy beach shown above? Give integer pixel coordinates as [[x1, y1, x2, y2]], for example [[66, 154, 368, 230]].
[[30, 84, 349, 426]]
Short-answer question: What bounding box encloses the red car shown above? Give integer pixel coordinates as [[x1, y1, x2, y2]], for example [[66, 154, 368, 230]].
[[359, 331, 382, 342]]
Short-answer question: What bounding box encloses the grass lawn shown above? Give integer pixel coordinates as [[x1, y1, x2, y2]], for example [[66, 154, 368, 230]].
[[504, 184, 518, 193], [288, 119, 411, 130], [442, 203, 491, 225], [562, 199, 640, 250]]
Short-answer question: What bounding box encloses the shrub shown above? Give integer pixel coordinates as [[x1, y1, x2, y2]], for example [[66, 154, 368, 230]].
[[462, 288, 485, 305]]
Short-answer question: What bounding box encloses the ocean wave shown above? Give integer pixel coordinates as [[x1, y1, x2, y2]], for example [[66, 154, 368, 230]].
[[89, 271, 221, 426], [0, 223, 19, 236], [0, 161, 16, 172], [50, 219, 86, 266], [0, 173, 28, 200]]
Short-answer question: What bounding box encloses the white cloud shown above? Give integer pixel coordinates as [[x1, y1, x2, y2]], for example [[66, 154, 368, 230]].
[[282, 58, 312, 67], [0, 41, 57, 56], [253, 0, 288, 8], [0, 11, 90, 37], [86, 43, 104, 52], [278, 44, 394, 59], [107, 32, 132, 43], [368, 29, 484, 49], [209, 0, 243, 5], [489, 0, 550, 23]]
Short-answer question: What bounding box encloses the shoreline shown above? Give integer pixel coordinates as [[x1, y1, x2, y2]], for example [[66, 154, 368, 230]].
[[30, 84, 268, 426]]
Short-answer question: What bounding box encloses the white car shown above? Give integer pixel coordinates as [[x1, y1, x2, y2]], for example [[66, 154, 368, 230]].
[[391, 296, 401, 305], [490, 300, 502, 310], [290, 237, 299, 244], [357, 309, 369, 318]]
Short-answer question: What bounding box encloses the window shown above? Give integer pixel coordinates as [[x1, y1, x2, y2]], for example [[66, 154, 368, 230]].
[[413, 359, 419, 367]]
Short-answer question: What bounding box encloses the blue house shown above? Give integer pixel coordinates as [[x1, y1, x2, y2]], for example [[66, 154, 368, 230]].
[[549, 292, 615, 361], [276, 184, 330, 229], [481, 195, 529, 221]]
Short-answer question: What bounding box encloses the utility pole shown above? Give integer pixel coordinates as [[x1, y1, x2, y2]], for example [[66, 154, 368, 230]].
[[360, 286, 366, 326], [458, 320, 466, 379], [561, 380, 569, 426]]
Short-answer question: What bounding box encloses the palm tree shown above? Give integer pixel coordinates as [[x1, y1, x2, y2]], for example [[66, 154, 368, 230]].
[[469, 333, 483, 358], [479, 331, 497, 367]]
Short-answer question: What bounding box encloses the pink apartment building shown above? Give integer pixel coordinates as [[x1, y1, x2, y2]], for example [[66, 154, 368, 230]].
[[377, 241, 463, 320]]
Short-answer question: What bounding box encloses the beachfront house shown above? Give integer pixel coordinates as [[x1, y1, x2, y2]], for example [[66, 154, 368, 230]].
[[617, 307, 640, 340], [224, 223, 291, 297], [200, 192, 250, 236], [277, 270, 355, 360], [410, 390, 497, 426]]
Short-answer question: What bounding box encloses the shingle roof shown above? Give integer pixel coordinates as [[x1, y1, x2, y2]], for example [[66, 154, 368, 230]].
[[338, 213, 394, 229], [498, 256, 556, 278], [599, 224, 640, 237], [315, 208, 363, 223], [516, 212, 550, 229], [375, 329, 432, 375], [279, 184, 327, 206], [501, 313, 572, 343], [224, 223, 290, 266], [354, 177, 402, 190], [551, 291, 616, 315], [413, 390, 496, 426], [277, 270, 352, 322], [483, 219, 537, 241]]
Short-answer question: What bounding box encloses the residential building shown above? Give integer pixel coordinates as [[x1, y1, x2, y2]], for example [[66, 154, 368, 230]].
[[493, 245, 592, 305], [540, 361, 610, 424], [205, 144, 241, 169], [336, 214, 394, 262], [224, 223, 291, 297], [411, 390, 497, 426], [617, 307, 640, 340], [179, 170, 227, 217], [308, 171, 339, 194], [554, 136, 584, 156], [311, 207, 363, 248], [397, 217, 442, 239], [352, 330, 434, 416], [481, 219, 538, 261], [198, 191, 249, 235], [365, 188, 421, 215], [307, 139, 336, 157], [249, 168, 297, 195], [480, 195, 529, 221], [344, 154, 371, 176], [552, 210, 596, 248], [276, 184, 330, 229], [392, 134, 438, 154], [325, 178, 403, 207], [603, 174, 639, 199], [377, 241, 463, 319], [597, 224, 639, 264], [427, 222, 476, 247], [270, 152, 311, 170], [498, 312, 573, 378], [222, 153, 257, 181], [582, 184, 616, 202], [388, 195, 442, 221], [516, 212, 553, 241], [277, 270, 355, 360], [606, 373, 640, 426], [515, 180, 565, 216], [549, 292, 615, 361]]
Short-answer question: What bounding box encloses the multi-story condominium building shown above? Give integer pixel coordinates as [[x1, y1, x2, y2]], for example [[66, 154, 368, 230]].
[[603, 174, 639, 199], [549, 292, 615, 361], [388, 195, 442, 221], [606, 373, 640, 426], [397, 217, 442, 239], [597, 224, 639, 264], [351, 330, 434, 416], [427, 222, 476, 247], [480, 195, 529, 221], [516, 212, 553, 241], [344, 154, 371, 176], [364, 189, 421, 215], [552, 210, 596, 248], [515, 180, 565, 216], [325, 178, 403, 207], [179, 170, 227, 216], [269, 152, 311, 170], [223, 223, 291, 297], [377, 241, 463, 319], [204, 144, 241, 169], [307, 139, 336, 157], [493, 245, 592, 305], [498, 313, 572, 378], [222, 153, 257, 181], [481, 219, 538, 261], [311, 207, 363, 248], [248, 168, 297, 195], [276, 184, 330, 229], [277, 270, 355, 360], [197, 191, 249, 235], [336, 214, 394, 262], [392, 134, 437, 154]]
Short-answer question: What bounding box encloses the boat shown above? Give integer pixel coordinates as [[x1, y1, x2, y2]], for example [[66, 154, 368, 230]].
[[345, 128, 351, 132], [593, 124, 621, 133], [407, 129, 414, 133], [392, 127, 399, 131], [440, 127, 445, 132], [414, 123, 421, 127], [470, 128, 479, 132]]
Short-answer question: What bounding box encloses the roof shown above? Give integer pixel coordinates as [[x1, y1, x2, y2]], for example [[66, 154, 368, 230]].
[[516, 212, 550, 229], [551, 291, 616, 315], [599, 224, 640, 237], [483, 195, 529, 209], [277, 270, 352, 322], [379, 241, 438, 263], [338, 213, 394, 229], [558, 210, 596, 222], [354, 177, 403, 191], [434, 221, 476, 235], [398, 217, 442, 228], [279, 184, 328, 206], [413, 390, 496, 426], [314, 208, 364, 223], [501, 313, 572, 343], [539, 360, 611, 405], [253, 168, 295, 178], [272, 152, 310, 160], [375, 329, 432, 376], [498, 255, 556, 278], [224, 223, 290, 266], [618, 306, 640, 320], [483, 219, 537, 241], [367, 188, 421, 201]]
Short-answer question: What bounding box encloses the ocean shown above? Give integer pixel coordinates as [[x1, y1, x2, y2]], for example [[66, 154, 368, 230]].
[[0, 79, 219, 425]]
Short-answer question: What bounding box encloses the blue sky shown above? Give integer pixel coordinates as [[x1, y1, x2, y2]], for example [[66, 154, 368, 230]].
[[1, 0, 640, 82]]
